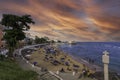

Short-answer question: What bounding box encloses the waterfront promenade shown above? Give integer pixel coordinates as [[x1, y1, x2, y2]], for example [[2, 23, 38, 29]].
[[14, 44, 97, 80]]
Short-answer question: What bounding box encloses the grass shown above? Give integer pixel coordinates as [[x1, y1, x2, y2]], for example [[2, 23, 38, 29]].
[[0, 57, 38, 80]]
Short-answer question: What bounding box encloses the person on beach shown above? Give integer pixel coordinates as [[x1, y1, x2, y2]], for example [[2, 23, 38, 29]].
[[82, 69, 88, 77], [33, 62, 37, 66], [78, 73, 83, 79], [60, 68, 65, 72]]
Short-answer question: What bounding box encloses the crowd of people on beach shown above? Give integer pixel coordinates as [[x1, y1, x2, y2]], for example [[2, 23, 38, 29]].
[[5, 43, 119, 80], [21, 44, 99, 79], [41, 45, 97, 79]]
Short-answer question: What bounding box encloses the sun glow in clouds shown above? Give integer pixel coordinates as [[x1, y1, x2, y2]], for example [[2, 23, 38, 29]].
[[0, 0, 120, 41]]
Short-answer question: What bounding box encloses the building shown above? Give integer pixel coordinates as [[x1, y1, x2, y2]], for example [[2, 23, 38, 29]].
[[0, 26, 3, 47]]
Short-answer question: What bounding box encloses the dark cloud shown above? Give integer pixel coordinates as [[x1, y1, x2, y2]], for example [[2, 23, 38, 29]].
[[0, 0, 28, 4], [0, 0, 120, 41]]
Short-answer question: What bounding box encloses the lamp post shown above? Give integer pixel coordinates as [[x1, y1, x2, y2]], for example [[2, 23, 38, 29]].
[[102, 51, 109, 80]]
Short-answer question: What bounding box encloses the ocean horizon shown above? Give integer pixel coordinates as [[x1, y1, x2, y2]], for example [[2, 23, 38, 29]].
[[59, 42, 120, 74]]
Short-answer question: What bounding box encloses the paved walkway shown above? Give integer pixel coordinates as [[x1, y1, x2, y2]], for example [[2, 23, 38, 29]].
[[58, 73, 97, 80], [14, 50, 40, 72]]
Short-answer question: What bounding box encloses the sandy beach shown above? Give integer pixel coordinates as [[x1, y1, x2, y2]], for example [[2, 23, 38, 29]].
[[20, 44, 120, 80], [23, 44, 102, 74]]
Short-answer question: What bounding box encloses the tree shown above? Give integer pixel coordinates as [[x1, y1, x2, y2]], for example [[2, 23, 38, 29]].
[[0, 14, 35, 57], [50, 40, 55, 43], [1, 14, 34, 30], [57, 40, 62, 43], [25, 37, 33, 45], [34, 36, 40, 44], [43, 36, 49, 41], [34, 36, 49, 44], [40, 37, 48, 43]]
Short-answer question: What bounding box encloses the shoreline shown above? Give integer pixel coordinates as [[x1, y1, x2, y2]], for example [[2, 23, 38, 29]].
[[58, 43, 120, 74], [20, 44, 120, 80], [52, 43, 120, 74], [57, 43, 102, 72], [62, 51, 102, 72], [71, 54, 102, 72], [23, 44, 96, 73]]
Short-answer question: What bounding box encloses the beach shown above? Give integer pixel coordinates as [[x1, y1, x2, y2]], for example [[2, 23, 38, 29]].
[[59, 42, 120, 74], [23, 44, 101, 74], [21, 43, 120, 80], [68, 54, 102, 72]]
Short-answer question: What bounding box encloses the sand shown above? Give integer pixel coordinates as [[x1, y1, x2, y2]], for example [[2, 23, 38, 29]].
[[26, 46, 98, 74]]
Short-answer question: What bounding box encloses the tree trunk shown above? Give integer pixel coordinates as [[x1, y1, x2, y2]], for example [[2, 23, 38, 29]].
[[8, 47, 14, 57]]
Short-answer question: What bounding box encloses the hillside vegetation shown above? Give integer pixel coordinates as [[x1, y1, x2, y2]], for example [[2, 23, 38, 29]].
[[0, 57, 38, 80]]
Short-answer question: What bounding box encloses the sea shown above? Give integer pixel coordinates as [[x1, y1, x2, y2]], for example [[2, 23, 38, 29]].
[[59, 42, 120, 74]]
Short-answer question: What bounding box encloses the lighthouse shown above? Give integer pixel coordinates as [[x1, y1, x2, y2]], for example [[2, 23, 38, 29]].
[[102, 51, 109, 80]]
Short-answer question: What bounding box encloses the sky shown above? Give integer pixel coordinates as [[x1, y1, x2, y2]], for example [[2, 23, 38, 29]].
[[0, 0, 120, 41]]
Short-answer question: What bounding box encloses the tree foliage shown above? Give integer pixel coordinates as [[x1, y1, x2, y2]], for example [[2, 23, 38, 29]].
[[34, 36, 49, 44], [1, 14, 34, 30], [0, 14, 35, 57]]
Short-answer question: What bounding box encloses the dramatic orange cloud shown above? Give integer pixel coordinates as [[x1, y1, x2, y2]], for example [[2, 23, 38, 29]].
[[0, 0, 120, 41]]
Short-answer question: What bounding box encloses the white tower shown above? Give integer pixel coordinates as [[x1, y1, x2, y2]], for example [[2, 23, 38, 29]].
[[102, 51, 109, 80]]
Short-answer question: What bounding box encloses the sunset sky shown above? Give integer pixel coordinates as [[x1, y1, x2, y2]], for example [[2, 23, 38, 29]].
[[0, 0, 120, 41]]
